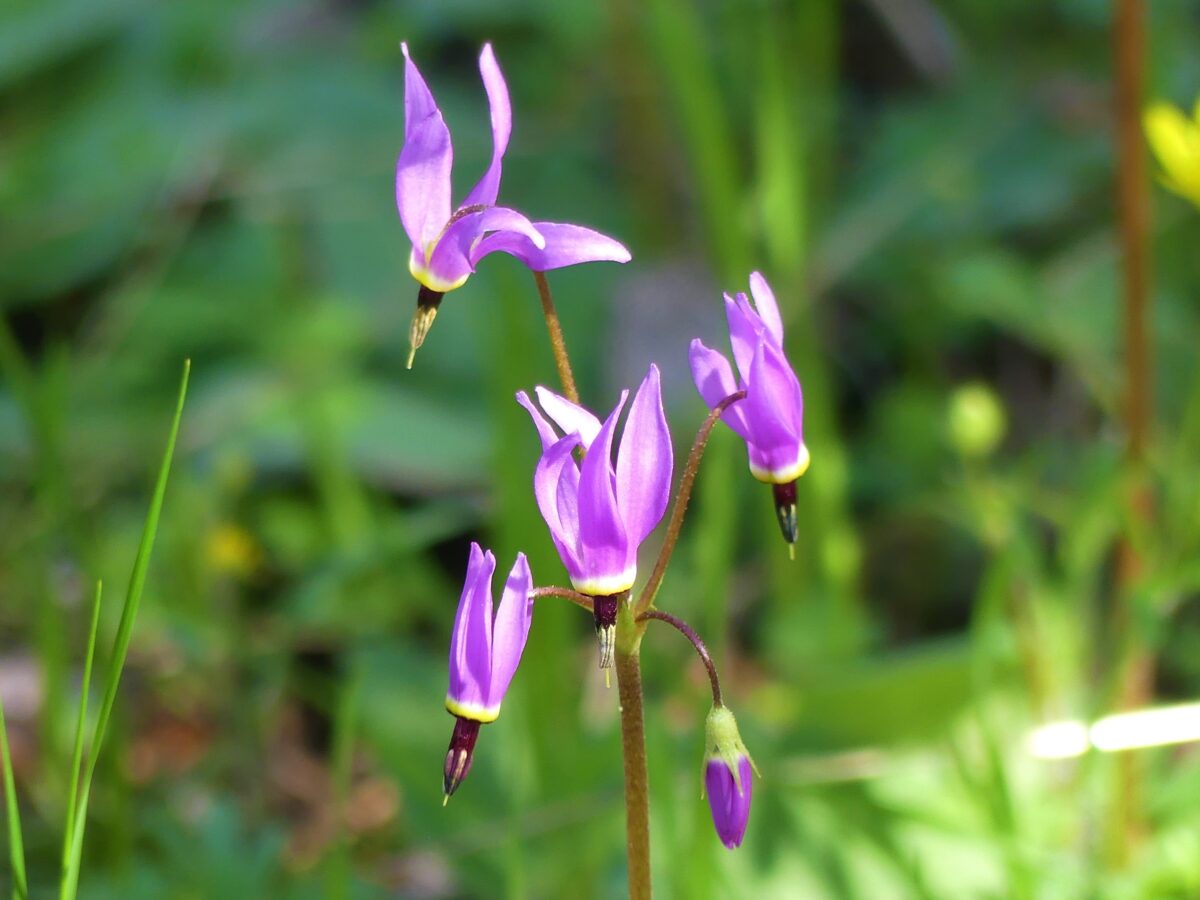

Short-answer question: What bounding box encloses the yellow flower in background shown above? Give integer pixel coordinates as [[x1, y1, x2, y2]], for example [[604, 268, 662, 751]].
[[205, 524, 262, 579], [1145, 98, 1200, 208]]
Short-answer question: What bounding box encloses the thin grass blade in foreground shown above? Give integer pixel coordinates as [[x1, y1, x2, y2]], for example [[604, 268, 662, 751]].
[[0, 694, 28, 900], [60, 359, 191, 900], [60, 581, 103, 872]]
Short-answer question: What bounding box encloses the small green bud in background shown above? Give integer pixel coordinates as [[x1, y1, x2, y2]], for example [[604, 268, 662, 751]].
[[948, 382, 1006, 459]]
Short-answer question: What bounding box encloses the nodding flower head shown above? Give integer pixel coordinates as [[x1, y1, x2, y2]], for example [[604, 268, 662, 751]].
[[702, 705, 758, 850], [396, 43, 631, 366], [443, 543, 533, 801], [690, 272, 807, 551], [516, 365, 673, 598]]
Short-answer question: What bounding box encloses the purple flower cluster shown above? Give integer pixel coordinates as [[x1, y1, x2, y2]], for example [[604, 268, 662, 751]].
[[397, 43, 808, 850]]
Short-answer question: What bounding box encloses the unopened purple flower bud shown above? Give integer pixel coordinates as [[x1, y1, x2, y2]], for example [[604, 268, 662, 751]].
[[702, 705, 758, 849]]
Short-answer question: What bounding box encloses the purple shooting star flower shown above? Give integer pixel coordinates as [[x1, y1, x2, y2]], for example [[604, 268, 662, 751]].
[[516, 365, 672, 671], [702, 705, 758, 849], [397, 43, 631, 367], [443, 542, 534, 802], [689, 272, 808, 554]]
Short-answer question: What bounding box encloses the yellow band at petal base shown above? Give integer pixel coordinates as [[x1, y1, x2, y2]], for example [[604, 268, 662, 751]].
[[445, 697, 500, 723], [749, 443, 810, 485], [410, 255, 469, 293]]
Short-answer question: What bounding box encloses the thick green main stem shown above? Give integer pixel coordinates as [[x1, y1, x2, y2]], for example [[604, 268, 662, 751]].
[[615, 636, 652, 899]]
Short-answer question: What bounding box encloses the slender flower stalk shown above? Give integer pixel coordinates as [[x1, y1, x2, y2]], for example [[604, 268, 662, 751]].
[[529, 585, 594, 612], [533, 272, 580, 404], [637, 609, 722, 706], [395, 43, 630, 366], [635, 390, 745, 614], [1110, 0, 1154, 863]]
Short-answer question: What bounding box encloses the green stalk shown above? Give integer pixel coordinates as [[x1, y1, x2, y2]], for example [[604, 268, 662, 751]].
[[60, 359, 190, 900], [615, 603, 651, 899], [0, 695, 27, 900], [61, 582, 103, 870]]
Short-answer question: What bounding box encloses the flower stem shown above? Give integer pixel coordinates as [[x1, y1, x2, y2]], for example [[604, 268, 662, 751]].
[[637, 610, 722, 706], [1110, 0, 1153, 865], [532, 272, 580, 404], [615, 615, 652, 899], [635, 390, 746, 614], [529, 586, 594, 612]]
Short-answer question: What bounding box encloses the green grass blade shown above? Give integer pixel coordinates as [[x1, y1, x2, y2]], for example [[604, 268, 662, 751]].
[[60, 580, 103, 871], [60, 360, 190, 900], [0, 694, 28, 900]]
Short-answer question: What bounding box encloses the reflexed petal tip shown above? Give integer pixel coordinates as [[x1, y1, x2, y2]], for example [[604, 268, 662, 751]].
[[462, 43, 513, 209], [446, 543, 497, 721], [574, 390, 634, 595], [472, 222, 631, 273], [396, 42, 454, 252], [486, 553, 534, 708], [615, 364, 672, 547]]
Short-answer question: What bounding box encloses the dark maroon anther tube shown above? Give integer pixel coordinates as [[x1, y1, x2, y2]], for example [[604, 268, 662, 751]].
[[442, 716, 482, 801], [771, 480, 798, 549], [591, 593, 621, 670]]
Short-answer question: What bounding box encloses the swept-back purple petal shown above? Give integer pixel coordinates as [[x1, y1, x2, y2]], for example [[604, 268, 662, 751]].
[[485, 553, 533, 707], [516, 390, 559, 450], [533, 433, 584, 572], [423, 206, 544, 289], [576, 392, 631, 588], [748, 272, 784, 346], [616, 365, 672, 547], [397, 43, 453, 252], [471, 222, 631, 272], [462, 44, 512, 209], [744, 340, 801, 451], [689, 340, 752, 439], [448, 543, 495, 710], [724, 293, 762, 383], [534, 386, 601, 449], [705, 757, 753, 849]]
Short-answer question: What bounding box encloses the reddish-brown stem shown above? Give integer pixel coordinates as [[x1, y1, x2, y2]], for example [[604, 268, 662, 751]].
[[533, 272, 580, 405], [635, 391, 746, 614], [1110, 0, 1153, 865], [637, 610, 722, 706], [529, 586, 594, 612]]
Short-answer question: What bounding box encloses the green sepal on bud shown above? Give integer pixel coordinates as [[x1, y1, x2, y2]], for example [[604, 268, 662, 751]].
[[704, 705, 759, 793]]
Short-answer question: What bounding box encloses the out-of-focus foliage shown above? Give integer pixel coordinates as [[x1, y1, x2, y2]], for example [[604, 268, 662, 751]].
[[1, 0, 1200, 897]]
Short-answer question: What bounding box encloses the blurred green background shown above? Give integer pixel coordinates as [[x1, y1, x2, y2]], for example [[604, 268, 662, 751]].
[[3, 0, 1200, 896]]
